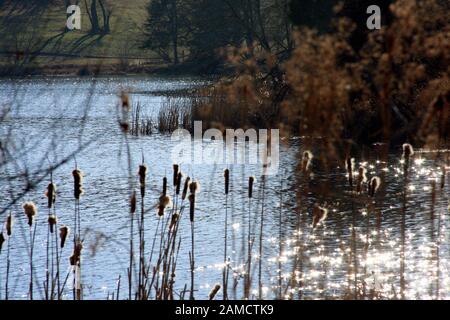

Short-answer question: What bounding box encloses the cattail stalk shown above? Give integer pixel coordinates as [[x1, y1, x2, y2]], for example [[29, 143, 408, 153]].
[[402, 143, 414, 176], [346, 157, 355, 189], [138, 163, 147, 299], [188, 180, 199, 300], [356, 167, 367, 194], [278, 176, 284, 299], [129, 191, 136, 300], [223, 169, 230, 300], [3, 213, 13, 300], [258, 176, 266, 299], [245, 176, 255, 299], [189, 193, 195, 300], [57, 226, 69, 298], [301, 151, 313, 173], [72, 168, 83, 300], [23, 202, 37, 300]]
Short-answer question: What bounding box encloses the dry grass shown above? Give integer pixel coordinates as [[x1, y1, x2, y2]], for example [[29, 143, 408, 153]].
[[172, 0, 449, 155], [158, 98, 192, 133]]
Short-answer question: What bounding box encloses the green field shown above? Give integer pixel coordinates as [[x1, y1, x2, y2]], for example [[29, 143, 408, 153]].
[[0, 1, 165, 73]]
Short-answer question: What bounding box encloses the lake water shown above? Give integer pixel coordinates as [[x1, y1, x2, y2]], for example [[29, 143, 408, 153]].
[[0, 76, 449, 300]]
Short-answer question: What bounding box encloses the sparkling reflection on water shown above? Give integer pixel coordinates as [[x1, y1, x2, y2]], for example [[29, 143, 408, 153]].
[[0, 77, 449, 300]]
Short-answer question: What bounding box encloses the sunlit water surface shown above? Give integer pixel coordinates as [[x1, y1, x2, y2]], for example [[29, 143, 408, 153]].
[[0, 76, 449, 300]]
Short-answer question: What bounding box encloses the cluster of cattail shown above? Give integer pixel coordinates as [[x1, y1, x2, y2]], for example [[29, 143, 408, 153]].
[[312, 203, 328, 228], [45, 183, 57, 208], [59, 226, 70, 248], [356, 167, 367, 194], [346, 157, 355, 188], [368, 177, 381, 197], [72, 169, 84, 200], [23, 202, 37, 227], [138, 164, 147, 196], [301, 150, 313, 173]]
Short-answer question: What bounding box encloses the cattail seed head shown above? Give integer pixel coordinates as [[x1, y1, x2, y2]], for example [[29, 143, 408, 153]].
[[402, 143, 414, 160], [59, 226, 70, 248], [162, 177, 168, 196], [182, 177, 191, 200], [138, 164, 147, 196], [70, 240, 83, 266], [169, 212, 180, 232], [158, 195, 173, 217], [368, 177, 381, 197], [441, 166, 446, 190], [176, 172, 183, 195], [121, 92, 130, 110], [189, 181, 200, 194], [130, 191, 136, 215], [312, 203, 328, 228], [0, 232, 5, 253], [248, 176, 255, 198], [72, 169, 84, 199], [6, 212, 13, 236], [356, 167, 367, 194], [188, 194, 195, 222], [45, 183, 57, 208], [48, 214, 58, 233], [224, 169, 230, 195], [346, 158, 355, 188], [208, 284, 221, 300], [23, 202, 37, 227], [301, 150, 313, 173], [119, 122, 129, 133], [173, 164, 179, 186]]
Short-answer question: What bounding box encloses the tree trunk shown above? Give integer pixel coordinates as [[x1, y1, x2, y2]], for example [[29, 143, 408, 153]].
[[98, 0, 111, 34], [88, 0, 100, 34], [171, 0, 178, 65]]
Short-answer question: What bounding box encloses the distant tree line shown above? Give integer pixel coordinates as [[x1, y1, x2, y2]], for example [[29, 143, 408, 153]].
[[143, 0, 394, 70], [142, 0, 293, 69]]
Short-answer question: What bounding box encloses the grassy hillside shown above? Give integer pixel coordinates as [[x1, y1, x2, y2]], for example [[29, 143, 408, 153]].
[[0, 0, 165, 74]]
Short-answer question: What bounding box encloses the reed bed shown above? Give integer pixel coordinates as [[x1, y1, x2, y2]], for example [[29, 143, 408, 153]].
[[131, 102, 154, 136], [130, 98, 193, 136]]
